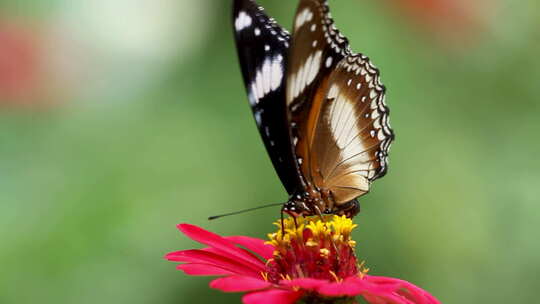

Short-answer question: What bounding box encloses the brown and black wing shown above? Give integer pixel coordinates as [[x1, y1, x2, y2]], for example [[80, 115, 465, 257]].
[[288, 0, 394, 204], [232, 0, 303, 194], [286, 0, 351, 189], [306, 56, 394, 204], [286, 0, 350, 110]]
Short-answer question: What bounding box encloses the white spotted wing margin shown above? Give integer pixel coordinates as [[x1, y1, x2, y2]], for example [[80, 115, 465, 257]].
[[232, 0, 304, 195], [288, 0, 394, 205]]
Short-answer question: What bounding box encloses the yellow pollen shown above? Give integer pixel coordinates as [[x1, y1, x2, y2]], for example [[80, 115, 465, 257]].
[[357, 261, 370, 278], [266, 215, 365, 283], [334, 215, 358, 236], [306, 220, 328, 239], [285, 224, 304, 240], [268, 215, 358, 249], [260, 271, 269, 281], [306, 239, 318, 247], [333, 234, 344, 243], [280, 274, 292, 281], [320, 248, 330, 257]]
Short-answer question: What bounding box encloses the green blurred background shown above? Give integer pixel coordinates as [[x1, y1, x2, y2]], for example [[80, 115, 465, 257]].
[[0, 0, 539, 303]]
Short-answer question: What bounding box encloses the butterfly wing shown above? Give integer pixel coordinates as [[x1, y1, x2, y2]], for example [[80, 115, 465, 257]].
[[288, 0, 394, 205], [308, 55, 394, 204], [286, 0, 351, 189], [232, 0, 304, 195], [286, 0, 350, 109]]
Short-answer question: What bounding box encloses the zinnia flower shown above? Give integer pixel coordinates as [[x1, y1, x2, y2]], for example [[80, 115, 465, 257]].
[[166, 216, 441, 304]]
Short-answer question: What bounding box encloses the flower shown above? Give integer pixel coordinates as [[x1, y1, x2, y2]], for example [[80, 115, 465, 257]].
[[380, 0, 496, 49], [166, 216, 441, 304], [0, 20, 42, 103]]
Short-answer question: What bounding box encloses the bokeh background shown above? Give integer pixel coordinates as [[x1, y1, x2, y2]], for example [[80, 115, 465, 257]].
[[1, 0, 538, 303]]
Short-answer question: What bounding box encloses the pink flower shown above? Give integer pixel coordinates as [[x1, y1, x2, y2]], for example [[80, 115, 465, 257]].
[[380, 0, 496, 48], [166, 216, 441, 304], [0, 20, 42, 103]]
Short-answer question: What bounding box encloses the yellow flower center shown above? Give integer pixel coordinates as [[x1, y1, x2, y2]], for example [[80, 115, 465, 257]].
[[266, 215, 358, 249], [263, 215, 366, 283]]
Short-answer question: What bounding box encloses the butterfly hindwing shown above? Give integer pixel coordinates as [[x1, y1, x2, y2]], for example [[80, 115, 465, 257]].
[[288, 0, 394, 204], [233, 0, 304, 195], [308, 55, 393, 204]]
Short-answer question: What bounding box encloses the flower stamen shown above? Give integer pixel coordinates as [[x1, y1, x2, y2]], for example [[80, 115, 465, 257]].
[[329, 270, 342, 283], [266, 215, 360, 283]]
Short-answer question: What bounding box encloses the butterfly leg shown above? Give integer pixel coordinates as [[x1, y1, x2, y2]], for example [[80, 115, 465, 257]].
[[313, 204, 325, 222]]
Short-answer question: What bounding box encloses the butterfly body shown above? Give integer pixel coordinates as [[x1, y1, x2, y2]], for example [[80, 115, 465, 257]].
[[233, 0, 394, 218], [284, 189, 360, 218]]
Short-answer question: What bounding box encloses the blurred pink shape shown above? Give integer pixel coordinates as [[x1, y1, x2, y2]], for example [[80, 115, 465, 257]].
[[384, 0, 494, 47], [0, 20, 43, 104]]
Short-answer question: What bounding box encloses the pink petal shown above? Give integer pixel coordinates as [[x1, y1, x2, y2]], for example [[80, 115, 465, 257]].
[[310, 275, 439, 304], [243, 289, 303, 304], [317, 280, 367, 297], [365, 276, 408, 286], [280, 278, 327, 291], [363, 294, 408, 304], [225, 236, 275, 259], [210, 275, 272, 292], [202, 247, 262, 264], [165, 249, 259, 277], [176, 263, 235, 276], [317, 277, 396, 297], [178, 224, 265, 271], [365, 276, 441, 304], [312, 276, 415, 304]]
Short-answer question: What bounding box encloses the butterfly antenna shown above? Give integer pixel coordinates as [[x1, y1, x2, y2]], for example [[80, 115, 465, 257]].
[[208, 202, 283, 220]]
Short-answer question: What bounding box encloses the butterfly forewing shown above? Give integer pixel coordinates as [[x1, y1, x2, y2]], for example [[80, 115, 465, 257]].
[[233, 0, 304, 195], [286, 0, 350, 110]]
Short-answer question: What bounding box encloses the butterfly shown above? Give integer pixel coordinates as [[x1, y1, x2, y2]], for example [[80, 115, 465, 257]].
[[232, 0, 394, 218]]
